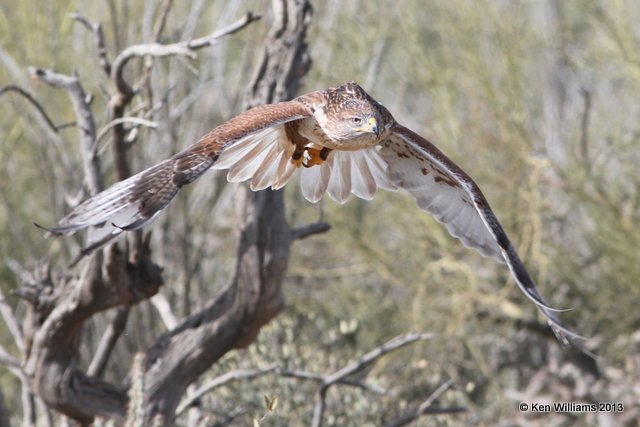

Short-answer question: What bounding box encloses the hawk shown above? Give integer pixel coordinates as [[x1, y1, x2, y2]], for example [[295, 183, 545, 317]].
[[46, 82, 582, 345]]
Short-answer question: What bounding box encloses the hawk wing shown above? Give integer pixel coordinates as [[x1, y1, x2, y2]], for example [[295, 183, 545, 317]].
[[45, 100, 315, 254], [381, 123, 581, 340]]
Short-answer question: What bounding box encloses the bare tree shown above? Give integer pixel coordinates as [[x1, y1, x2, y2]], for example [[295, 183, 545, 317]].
[[9, 0, 315, 424]]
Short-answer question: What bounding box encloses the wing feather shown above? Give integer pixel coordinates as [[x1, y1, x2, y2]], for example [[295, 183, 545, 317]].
[[350, 150, 377, 200], [225, 129, 281, 183], [298, 148, 395, 204], [250, 136, 294, 191], [300, 161, 332, 203], [327, 151, 352, 203], [384, 123, 582, 340]]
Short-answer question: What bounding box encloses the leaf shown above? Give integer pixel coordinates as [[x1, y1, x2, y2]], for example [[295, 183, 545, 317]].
[[263, 394, 270, 409], [269, 396, 279, 411]]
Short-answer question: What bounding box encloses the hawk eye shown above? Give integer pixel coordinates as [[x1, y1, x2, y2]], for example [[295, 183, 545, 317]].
[[351, 117, 362, 124]]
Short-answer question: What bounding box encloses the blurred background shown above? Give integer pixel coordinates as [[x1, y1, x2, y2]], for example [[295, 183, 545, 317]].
[[1, 0, 638, 425]]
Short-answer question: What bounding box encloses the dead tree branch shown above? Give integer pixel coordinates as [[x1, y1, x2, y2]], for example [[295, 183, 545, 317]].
[[175, 366, 278, 417], [0, 84, 59, 133], [29, 67, 104, 196], [278, 368, 389, 395], [95, 116, 157, 148], [70, 13, 112, 76], [311, 332, 434, 427], [291, 222, 331, 240], [151, 0, 175, 42], [110, 12, 261, 100], [383, 379, 465, 427]]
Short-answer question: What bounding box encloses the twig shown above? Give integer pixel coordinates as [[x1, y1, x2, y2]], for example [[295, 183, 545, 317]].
[[291, 222, 331, 240], [29, 67, 104, 195], [152, 0, 174, 42], [139, 0, 175, 104], [325, 333, 433, 385], [175, 366, 278, 417], [278, 368, 389, 395], [71, 13, 111, 75], [311, 332, 434, 427], [417, 379, 454, 412], [383, 379, 465, 427], [0, 84, 58, 133]]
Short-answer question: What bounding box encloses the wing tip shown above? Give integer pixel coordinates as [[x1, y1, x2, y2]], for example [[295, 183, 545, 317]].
[[546, 316, 597, 359], [35, 221, 82, 238]]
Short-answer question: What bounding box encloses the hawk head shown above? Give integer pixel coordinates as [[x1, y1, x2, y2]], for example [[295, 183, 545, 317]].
[[320, 82, 386, 142]]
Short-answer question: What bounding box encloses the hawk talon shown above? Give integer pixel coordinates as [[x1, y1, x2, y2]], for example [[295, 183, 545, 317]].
[[303, 147, 326, 167], [290, 146, 328, 168]]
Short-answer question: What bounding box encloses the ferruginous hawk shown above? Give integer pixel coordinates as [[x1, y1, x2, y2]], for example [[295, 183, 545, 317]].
[[44, 82, 584, 347]]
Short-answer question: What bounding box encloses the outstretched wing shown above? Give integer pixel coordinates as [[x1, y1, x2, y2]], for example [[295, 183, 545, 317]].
[[381, 123, 581, 341], [46, 100, 314, 254]]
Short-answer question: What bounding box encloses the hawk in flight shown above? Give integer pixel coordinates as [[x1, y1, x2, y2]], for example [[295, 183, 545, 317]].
[[46, 82, 582, 345]]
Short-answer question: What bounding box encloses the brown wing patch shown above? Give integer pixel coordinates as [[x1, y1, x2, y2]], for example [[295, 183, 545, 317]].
[[205, 101, 312, 145], [433, 174, 458, 187]]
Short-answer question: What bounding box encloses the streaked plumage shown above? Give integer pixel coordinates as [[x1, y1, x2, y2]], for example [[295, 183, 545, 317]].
[[45, 82, 584, 347]]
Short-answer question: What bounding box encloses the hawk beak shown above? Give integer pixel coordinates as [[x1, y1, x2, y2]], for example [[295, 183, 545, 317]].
[[368, 117, 380, 136]]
